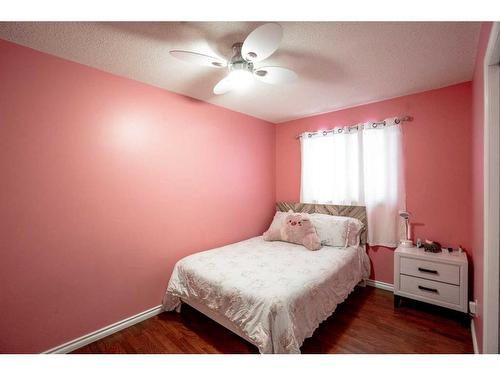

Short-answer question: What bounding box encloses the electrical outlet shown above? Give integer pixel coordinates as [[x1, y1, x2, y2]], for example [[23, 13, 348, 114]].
[[469, 300, 477, 315]]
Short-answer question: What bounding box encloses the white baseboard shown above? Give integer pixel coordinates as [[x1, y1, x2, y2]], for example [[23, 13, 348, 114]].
[[471, 318, 479, 354], [366, 279, 394, 292], [43, 305, 163, 354]]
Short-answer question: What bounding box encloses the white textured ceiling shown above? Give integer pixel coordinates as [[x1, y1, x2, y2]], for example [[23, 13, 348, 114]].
[[0, 22, 481, 123]]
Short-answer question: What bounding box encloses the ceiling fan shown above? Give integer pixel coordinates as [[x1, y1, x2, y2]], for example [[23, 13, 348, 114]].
[[170, 23, 297, 95]]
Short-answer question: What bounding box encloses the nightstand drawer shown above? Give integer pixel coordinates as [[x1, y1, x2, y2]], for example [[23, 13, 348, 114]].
[[400, 275, 460, 305], [400, 257, 460, 285]]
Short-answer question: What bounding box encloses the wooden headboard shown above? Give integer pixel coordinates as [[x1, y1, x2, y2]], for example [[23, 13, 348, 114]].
[[276, 202, 368, 245]]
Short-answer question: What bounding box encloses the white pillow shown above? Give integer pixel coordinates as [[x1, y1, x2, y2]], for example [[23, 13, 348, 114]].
[[310, 214, 349, 247], [344, 217, 364, 247], [310, 213, 364, 247]]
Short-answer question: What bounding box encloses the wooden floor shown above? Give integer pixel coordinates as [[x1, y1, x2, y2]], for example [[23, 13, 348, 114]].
[[72, 287, 473, 354]]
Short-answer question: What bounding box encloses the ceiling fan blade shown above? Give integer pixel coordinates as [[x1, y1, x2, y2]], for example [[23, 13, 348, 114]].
[[170, 50, 227, 68], [213, 76, 235, 95], [253, 66, 297, 84], [242, 23, 283, 62]]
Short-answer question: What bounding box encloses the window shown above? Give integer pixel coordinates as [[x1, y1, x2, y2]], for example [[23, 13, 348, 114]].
[[300, 118, 405, 247]]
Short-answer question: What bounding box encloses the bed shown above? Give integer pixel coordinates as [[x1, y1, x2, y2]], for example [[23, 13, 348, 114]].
[[162, 203, 371, 354]]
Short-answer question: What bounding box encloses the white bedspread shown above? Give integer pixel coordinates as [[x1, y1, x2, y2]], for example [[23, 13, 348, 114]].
[[163, 236, 370, 354]]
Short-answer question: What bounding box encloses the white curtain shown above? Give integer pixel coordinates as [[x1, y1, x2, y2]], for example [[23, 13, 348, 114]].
[[300, 118, 405, 247]]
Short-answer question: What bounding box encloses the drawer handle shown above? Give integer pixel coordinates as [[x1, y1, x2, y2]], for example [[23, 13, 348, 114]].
[[418, 267, 438, 274], [418, 285, 438, 293]]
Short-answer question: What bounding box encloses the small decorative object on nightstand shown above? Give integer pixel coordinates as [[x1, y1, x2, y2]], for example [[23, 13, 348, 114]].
[[393, 245, 468, 315], [398, 211, 413, 248]]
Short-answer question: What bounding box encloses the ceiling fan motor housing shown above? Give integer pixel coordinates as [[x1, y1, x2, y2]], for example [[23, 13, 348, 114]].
[[229, 43, 253, 73]]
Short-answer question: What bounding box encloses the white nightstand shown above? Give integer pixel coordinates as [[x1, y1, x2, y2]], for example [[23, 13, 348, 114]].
[[394, 246, 468, 314]]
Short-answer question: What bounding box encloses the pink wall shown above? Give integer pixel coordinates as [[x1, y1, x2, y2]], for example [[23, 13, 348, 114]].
[[276, 82, 473, 284], [471, 22, 493, 354], [0, 27, 488, 353], [0, 39, 275, 353]]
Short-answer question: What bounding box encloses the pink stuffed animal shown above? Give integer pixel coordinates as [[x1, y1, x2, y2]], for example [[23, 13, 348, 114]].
[[282, 213, 321, 250], [263, 212, 321, 251]]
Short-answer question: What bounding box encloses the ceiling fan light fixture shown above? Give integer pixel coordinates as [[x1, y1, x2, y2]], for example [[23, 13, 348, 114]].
[[227, 69, 254, 90]]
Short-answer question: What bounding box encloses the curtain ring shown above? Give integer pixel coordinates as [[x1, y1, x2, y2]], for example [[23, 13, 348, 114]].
[[308, 133, 313, 138], [322, 130, 328, 136], [395, 118, 401, 124], [338, 128, 343, 133], [383, 121, 387, 126], [372, 123, 378, 128]]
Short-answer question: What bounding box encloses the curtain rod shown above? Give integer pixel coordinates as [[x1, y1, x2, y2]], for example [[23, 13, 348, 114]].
[[295, 115, 413, 139]]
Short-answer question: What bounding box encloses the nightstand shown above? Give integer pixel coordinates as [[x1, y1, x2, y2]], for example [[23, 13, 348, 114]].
[[393, 246, 468, 314]]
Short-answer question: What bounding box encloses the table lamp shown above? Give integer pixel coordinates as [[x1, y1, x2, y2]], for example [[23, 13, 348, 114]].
[[399, 210, 413, 248]]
